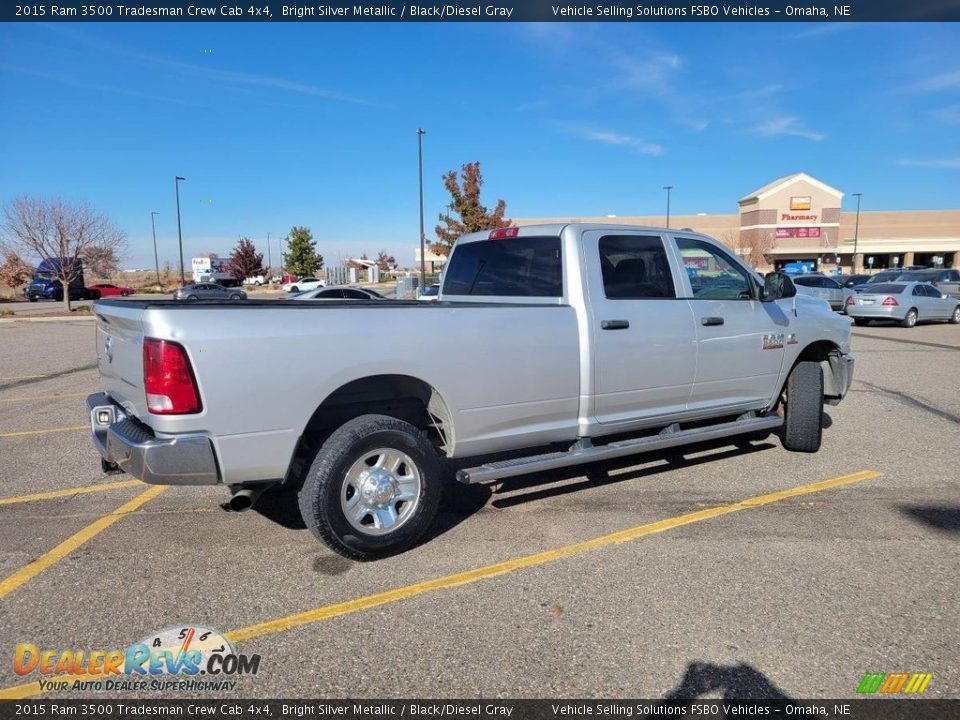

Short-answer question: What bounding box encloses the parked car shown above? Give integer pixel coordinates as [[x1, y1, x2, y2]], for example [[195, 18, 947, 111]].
[[242, 275, 267, 286], [845, 282, 960, 327], [418, 283, 441, 301], [291, 286, 386, 300], [88, 223, 854, 559], [835, 274, 870, 289], [790, 274, 855, 312], [88, 283, 134, 298], [895, 268, 960, 298], [851, 270, 903, 293], [282, 277, 325, 293], [172, 283, 246, 301]]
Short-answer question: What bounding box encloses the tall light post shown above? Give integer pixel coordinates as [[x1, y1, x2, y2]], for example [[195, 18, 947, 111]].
[[851, 192, 862, 273], [175, 176, 186, 284], [417, 128, 426, 290], [663, 185, 673, 228], [266, 231, 272, 279], [150, 212, 160, 286]]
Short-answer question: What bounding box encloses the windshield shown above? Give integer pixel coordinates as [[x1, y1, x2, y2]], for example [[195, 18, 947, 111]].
[[897, 270, 937, 281], [866, 272, 900, 283]]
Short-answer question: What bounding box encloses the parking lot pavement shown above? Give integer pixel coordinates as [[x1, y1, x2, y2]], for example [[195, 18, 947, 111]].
[[0, 319, 957, 699]]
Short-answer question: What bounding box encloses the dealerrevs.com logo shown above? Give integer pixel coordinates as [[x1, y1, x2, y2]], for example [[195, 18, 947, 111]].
[[856, 672, 933, 695], [14, 626, 260, 693]]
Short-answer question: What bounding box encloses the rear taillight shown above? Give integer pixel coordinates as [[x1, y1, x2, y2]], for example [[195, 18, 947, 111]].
[[881, 296, 899, 306], [845, 295, 855, 305], [143, 338, 202, 414]]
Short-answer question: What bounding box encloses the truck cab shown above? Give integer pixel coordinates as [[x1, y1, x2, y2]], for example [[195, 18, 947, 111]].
[[25, 258, 92, 302]]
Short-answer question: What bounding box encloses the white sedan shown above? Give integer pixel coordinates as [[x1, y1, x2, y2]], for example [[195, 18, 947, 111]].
[[282, 277, 325, 293]]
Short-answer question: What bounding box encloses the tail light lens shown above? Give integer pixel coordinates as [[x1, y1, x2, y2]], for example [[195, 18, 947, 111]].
[[143, 338, 202, 414], [845, 295, 855, 305], [882, 296, 899, 306]]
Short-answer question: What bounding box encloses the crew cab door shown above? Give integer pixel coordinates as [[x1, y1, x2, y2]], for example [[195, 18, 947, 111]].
[[583, 230, 697, 424], [672, 235, 789, 412]]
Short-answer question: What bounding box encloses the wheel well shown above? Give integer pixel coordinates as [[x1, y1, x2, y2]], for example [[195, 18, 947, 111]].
[[284, 375, 453, 487], [776, 340, 845, 405]]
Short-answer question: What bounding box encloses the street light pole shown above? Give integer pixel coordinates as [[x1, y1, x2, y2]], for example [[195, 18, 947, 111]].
[[150, 212, 160, 286], [417, 128, 426, 291], [266, 231, 272, 279], [852, 192, 862, 273], [175, 176, 186, 285], [663, 185, 673, 228]]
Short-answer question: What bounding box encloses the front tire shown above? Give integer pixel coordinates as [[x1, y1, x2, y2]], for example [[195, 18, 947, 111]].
[[901, 308, 918, 328], [229, 293, 242, 300], [298, 414, 442, 560], [782, 361, 823, 453]]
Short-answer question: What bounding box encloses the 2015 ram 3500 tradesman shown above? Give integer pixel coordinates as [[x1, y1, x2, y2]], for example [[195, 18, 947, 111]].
[[88, 224, 854, 559]]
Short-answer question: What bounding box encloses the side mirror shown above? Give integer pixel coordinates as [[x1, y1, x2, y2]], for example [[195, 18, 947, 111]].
[[762, 271, 795, 302]]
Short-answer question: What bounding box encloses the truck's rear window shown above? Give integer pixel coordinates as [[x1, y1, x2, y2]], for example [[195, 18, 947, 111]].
[[443, 236, 562, 297]]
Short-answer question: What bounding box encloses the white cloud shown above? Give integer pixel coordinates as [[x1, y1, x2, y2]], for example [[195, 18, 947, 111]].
[[932, 105, 960, 125], [897, 157, 960, 169], [915, 69, 960, 92], [748, 116, 825, 142], [568, 126, 664, 156]]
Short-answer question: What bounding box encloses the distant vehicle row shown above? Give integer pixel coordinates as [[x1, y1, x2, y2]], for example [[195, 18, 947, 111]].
[[845, 282, 960, 328]]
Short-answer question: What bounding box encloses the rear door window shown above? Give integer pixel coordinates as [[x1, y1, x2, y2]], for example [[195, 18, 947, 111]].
[[598, 235, 675, 299], [444, 236, 562, 297]]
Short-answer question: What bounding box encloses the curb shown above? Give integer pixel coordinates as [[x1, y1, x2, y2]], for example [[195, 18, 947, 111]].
[[0, 315, 97, 324]]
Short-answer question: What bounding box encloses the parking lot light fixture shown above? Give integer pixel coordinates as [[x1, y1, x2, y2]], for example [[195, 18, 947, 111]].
[[175, 176, 186, 285], [150, 212, 160, 286], [417, 128, 426, 291], [852, 192, 862, 273]]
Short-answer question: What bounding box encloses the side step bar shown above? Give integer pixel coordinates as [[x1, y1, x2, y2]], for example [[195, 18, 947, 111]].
[[456, 413, 782, 485]]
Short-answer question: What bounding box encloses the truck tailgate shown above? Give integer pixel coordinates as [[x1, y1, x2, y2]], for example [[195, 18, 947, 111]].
[[95, 302, 149, 419]]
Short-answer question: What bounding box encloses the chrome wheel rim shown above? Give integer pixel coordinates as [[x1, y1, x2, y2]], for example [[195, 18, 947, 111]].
[[907, 311, 917, 327], [953, 307, 960, 322], [340, 448, 422, 536]]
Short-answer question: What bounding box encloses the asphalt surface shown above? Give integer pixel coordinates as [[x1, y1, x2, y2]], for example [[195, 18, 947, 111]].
[[0, 317, 957, 700]]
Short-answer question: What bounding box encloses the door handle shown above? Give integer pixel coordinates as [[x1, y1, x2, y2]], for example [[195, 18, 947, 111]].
[[601, 320, 630, 330], [701, 317, 724, 326]]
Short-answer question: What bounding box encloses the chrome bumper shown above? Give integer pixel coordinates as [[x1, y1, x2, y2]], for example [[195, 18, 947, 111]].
[[86, 393, 220, 485]]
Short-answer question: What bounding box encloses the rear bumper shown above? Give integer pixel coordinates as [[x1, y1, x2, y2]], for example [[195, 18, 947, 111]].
[[847, 305, 904, 319], [86, 392, 220, 485]]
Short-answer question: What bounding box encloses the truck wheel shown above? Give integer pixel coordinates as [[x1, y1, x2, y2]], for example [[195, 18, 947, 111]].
[[782, 361, 823, 453], [29, 298, 37, 303], [298, 414, 442, 560], [853, 318, 870, 327], [901, 308, 918, 328]]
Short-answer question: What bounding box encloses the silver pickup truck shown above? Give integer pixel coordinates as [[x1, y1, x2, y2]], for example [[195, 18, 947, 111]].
[[88, 224, 854, 559]]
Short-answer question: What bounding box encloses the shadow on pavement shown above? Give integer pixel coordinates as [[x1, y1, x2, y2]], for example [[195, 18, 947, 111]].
[[898, 504, 960, 535], [663, 661, 792, 700]]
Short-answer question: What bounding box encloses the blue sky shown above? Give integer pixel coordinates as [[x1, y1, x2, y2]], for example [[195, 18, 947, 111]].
[[1, 22, 958, 269]]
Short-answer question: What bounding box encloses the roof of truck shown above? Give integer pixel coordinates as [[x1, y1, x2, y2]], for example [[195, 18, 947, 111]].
[[456, 223, 703, 245]]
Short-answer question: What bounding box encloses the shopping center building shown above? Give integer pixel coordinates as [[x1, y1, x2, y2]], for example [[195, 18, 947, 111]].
[[507, 172, 959, 274]]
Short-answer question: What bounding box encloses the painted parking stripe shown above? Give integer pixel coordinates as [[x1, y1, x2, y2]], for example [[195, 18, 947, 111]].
[[0, 485, 167, 602], [0, 391, 88, 404], [0, 424, 87, 438], [0, 469, 881, 699], [0, 480, 141, 506]]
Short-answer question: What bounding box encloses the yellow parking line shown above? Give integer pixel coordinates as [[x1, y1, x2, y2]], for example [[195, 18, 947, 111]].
[[0, 480, 142, 506], [226, 469, 882, 643], [0, 392, 88, 404], [0, 424, 87, 438], [0, 469, 881, 699], [0, 485, 166, 602]]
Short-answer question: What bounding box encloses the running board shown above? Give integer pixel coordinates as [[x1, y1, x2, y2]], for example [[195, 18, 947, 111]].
[[456, 413, 783, 485]]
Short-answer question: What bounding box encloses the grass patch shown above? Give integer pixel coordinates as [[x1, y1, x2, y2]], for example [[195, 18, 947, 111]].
[[72, 305, 93, 314], [0, 309, 15, 318]]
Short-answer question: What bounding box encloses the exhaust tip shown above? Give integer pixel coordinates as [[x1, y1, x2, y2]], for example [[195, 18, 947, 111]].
[[228, 493, 254, 512]]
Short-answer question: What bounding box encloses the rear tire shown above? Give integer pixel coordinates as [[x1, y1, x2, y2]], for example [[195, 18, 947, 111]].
[[949, 306, 960, 324], [121, 290, 130, 297], [901, 308, 918, 328], [782, 361, 823, 453], [853, 318, 870, 327], [298, 414, 442, 560], [229, 293, 242, 300], [290, 286, 299, 293], [186, 294, 198, 301]]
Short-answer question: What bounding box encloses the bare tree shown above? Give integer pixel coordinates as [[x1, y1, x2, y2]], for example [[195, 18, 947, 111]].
[[1, 196, 126, 311]]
